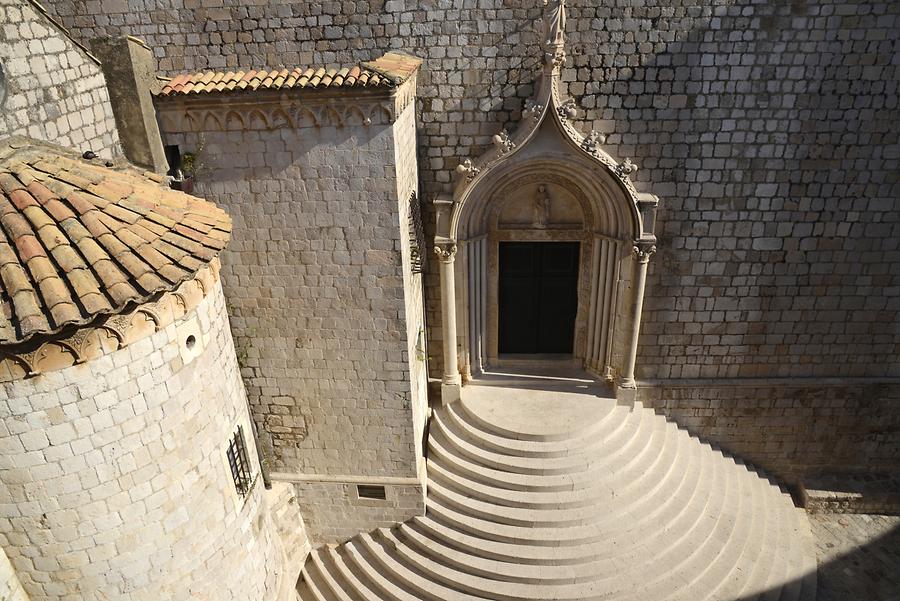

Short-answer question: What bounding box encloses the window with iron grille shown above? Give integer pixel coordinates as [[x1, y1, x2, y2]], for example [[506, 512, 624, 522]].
[[227, 425, 253, 497], [408, 192, 425, 274]]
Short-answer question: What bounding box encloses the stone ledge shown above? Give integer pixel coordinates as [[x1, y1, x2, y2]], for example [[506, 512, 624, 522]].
[[801, 472, 900, 516]]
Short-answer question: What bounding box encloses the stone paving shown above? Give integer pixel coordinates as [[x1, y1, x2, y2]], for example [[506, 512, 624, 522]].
[[810, 513, 900, 601]]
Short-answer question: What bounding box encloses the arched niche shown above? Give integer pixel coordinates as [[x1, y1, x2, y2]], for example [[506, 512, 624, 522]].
[[451, 116, 644, 381], [432, 1, 659, 402]]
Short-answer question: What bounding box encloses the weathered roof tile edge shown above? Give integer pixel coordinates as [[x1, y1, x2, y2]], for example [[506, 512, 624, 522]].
[[0, 136, 232, 346], [155, 51, 423, 98]]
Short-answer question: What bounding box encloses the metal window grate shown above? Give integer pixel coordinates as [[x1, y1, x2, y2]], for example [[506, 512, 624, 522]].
[[408, 192, 425, 274], [227, 425, 253, 497]]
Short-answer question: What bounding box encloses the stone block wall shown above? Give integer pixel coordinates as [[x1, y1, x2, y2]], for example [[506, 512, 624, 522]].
[[639, 381, 900, 485], [45, 0, 900, 481], [155, 91, 427, 541], [292, 479, 425, 545], [392, 92, 430, 470], [0, 0, 119, 156], [41, 0, 900, 383], [0, 281, 284, 600]]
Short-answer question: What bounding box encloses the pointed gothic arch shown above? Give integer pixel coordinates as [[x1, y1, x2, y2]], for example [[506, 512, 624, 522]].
[[433, 0, 659, 402]]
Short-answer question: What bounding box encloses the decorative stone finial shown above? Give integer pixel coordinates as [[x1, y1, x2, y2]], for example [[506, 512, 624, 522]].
[[523, 99, 544, 122], [557, 97, 578, 120], [542, 0, 567, 67]]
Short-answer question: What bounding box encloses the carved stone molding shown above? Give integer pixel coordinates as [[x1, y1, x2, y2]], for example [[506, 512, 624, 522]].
[[633, 242, 657, 262], [455, 159, 480, 182], [491, 130, 515, 156], [433, 243, 458, 263], [444, 0, 653, 242], [157, 97, 397, 133], [0, 261, 221, 383]]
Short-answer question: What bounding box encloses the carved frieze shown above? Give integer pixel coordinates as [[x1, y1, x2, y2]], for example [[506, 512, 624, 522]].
[[0, 262, 220, 383], [157, 98, 397, 133]]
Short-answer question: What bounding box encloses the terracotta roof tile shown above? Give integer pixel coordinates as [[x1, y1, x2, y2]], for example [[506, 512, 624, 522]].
[[0, 137, 232, 346], [156, 51, 422, 98]]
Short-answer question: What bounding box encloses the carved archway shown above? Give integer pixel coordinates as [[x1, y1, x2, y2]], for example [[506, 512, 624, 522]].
[[433, 0, 659, 402]]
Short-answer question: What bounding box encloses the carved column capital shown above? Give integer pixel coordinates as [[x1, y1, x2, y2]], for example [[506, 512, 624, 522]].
[[633, 242, 657, 263], [433, 243, 458, 263]]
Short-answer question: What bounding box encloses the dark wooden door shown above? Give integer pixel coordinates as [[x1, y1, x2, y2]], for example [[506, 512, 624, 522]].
[[498, 241, 580, 354]]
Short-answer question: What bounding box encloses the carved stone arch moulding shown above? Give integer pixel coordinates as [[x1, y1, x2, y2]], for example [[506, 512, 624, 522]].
[[431, 0, 660, 399]]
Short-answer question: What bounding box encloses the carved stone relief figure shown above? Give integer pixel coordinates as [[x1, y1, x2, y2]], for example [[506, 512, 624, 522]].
[[543, 0, 566, 50], [533, 184, 552, 228]]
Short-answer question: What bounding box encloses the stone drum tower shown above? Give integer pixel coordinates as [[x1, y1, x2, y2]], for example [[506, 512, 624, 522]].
[[0, 138, 286, 600]]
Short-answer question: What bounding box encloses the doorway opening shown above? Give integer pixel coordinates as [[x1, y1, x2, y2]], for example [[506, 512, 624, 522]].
[[498, 241, 580, 355]]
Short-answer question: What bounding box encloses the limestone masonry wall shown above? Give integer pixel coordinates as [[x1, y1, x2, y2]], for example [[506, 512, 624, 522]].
[[0, 281, 282, 601], [155, 93, 427, 539], [0, 0, 119, 155], [42, 0, 900, 383], [392, 92, 430, 476], [639, 381, 900, 485]]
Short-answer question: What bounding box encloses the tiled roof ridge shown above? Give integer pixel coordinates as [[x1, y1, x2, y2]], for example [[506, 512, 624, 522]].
[[156, 51, 422, 98], [0, 136, 232, 346]]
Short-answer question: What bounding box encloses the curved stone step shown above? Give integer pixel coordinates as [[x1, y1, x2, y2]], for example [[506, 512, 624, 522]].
[[442, 398, 628, 458], [410, 437, 717, 567], [431, 404, 653, 479], [309, 549, 358, 601], [455, 395, 617, 443], [422, 442, 711, 550], [296, 390, 818, 601], [426, 416, 681, 504]]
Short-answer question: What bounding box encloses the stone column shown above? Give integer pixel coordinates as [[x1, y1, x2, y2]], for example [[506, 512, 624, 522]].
[[435, 242, 462, 404], [621, 241, 656, 389]]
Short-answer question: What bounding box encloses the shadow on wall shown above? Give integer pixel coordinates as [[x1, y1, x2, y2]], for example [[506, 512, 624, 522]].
[[572, 0, 900, 380], [739, 518, 900, 601], [422, 0, 899, 382]]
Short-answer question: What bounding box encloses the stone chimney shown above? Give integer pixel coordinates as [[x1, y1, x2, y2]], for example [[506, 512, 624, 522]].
[[90, 36, 168, 173]]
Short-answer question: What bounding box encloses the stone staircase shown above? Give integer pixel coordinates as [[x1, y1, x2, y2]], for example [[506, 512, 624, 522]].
[[297, 388, 817, 600]]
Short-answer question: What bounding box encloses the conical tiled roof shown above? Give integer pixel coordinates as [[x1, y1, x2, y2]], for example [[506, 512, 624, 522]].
[[0, 137, 231, 345]]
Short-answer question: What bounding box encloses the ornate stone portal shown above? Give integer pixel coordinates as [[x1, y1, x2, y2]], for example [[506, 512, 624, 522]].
[[433, 0, 659, 400]]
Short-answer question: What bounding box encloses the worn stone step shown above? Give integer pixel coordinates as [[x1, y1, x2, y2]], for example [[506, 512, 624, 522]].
[[454, 395, 620, 443], [309, 549, 358, 601], [427, 426, 691, 517], [426, 417, 681, 501], [442, 398, 628, 458], [430, 406, 652, 478], [411, 440, 715, 566], [296, 391, 818, 601]]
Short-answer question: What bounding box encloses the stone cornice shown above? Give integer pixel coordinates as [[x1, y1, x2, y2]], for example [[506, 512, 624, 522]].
[[155, 75, 417, 132], [0, 261, 220, 383]]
